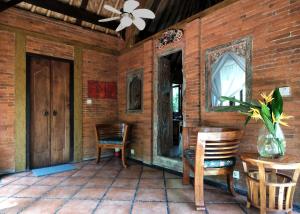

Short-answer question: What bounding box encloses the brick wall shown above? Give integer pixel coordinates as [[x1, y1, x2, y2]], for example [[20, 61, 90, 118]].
[[0, 31, 16, 172], [82, 49, 119, 159], [0, 8, 121, 171]]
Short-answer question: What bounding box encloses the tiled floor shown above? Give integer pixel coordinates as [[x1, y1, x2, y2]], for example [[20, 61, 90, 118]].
[[0, 158, 298, 214]]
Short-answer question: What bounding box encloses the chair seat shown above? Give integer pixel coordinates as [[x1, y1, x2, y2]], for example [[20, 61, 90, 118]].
[[99, 137, 123, 145], [184, 149, 236, 168]]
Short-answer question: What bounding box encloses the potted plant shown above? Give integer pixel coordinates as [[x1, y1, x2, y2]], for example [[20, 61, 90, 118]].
[[219, 88, 292, 158]]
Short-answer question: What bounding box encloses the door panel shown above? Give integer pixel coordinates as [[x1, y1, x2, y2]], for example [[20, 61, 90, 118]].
[[157, 57, 173, 156], [30, 57, 51, 168], [50, 60, 70, 165]]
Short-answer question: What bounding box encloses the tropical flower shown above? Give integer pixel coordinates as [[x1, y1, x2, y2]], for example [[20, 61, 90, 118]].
[[272, 112, 293, 126], [260, 90, 274, 104], [249, 107, 262, 121]]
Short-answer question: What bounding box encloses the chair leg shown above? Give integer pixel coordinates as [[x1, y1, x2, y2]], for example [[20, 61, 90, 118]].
[[121, 146, 127, 168], [194, 167, 205, 211], [96, 146, 101, 164], [182, 158, 190, 185], [227, 173, 236, 196]]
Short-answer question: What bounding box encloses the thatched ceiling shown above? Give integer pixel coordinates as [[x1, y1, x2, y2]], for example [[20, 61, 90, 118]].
[[0, 0, 223, 41]]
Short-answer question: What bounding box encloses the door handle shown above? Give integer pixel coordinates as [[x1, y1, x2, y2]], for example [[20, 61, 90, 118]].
[[53, 110, 58, 116], [44, 111, 49, 116]]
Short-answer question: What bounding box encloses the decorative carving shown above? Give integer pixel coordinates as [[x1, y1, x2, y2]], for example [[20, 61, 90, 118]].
[[127, 69, 143, 112], [156, 29, 183, 49]]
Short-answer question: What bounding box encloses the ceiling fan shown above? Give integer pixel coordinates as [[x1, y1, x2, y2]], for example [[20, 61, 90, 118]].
[[98, 0, 155, 32]]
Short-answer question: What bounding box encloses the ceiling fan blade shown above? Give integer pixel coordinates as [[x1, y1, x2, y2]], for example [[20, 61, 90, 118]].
[[104, 4, 122, 15], [98, 17, 120, 22], [133, 17, 146, 31], [120, 16, 133, 27], [116, 23, 127, 32], [132, 9, 155, 19], [123, 0, 139, 13]]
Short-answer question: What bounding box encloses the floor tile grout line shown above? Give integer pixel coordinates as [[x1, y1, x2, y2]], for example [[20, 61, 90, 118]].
[[15, 160, 92, 214], [91, 160, 126, 214], [163, 170, 170, 214], [54, 159, 111, 214], [129, 164, 144, 214]]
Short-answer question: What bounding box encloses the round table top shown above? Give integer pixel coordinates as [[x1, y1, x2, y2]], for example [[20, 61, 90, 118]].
[[240, 153, 300, 169]]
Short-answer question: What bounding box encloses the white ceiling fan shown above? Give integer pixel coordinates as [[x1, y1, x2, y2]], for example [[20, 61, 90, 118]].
[[98, 0, 155, 32]]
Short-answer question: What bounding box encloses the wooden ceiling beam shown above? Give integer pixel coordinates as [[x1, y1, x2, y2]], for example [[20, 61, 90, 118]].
[[0, 0, 23, 12], [22, 0, 119, 30], [75, 0, 89, 25]]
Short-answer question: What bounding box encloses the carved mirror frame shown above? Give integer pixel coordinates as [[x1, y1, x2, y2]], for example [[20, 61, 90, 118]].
[[205, 36, 253, 112], [126, 68, 144, 113]]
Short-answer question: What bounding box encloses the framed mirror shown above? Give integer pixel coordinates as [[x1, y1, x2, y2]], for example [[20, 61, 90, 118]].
[[205, 36, 252, 111]]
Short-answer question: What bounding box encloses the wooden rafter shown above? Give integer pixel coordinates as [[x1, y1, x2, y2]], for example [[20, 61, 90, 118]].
[[75, 0, 89, 25], [22, 0, 119, 30], [0, 0, 23, 12]]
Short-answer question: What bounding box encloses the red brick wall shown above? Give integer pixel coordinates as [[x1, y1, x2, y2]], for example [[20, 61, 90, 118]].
[[0, 31, 16, 172], [199, 0, 300, 156], [0, 8, 121, 171], [82, 49, 119, 159]]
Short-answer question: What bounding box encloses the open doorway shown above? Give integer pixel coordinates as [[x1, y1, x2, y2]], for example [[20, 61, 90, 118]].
[[153, 50, 184, 171]]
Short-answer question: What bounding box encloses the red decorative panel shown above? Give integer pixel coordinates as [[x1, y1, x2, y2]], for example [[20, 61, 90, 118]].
[[88, 80, 117, 99]]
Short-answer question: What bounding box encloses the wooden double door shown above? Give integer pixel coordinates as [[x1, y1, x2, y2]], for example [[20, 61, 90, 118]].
[[29, 56, 71, 169]]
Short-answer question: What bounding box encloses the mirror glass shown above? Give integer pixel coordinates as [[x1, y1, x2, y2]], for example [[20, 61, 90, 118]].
[[205, 37, 252, 111]]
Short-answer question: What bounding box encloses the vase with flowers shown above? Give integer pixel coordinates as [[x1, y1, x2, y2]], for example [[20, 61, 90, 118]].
[[219, 88, 292, 158]]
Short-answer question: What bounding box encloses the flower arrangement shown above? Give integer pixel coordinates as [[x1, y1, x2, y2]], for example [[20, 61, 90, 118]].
[[219, 88, 292, 157]]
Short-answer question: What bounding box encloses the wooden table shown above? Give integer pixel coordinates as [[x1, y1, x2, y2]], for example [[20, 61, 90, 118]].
[[240, 153, 300, 214]]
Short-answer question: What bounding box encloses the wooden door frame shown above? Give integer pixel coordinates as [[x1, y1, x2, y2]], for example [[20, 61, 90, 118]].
[[26, 53, 74, 169], [152, 48, 185, 172]]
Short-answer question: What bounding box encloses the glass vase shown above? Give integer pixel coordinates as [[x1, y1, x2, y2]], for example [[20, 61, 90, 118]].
[[257, 124, 286, 158]]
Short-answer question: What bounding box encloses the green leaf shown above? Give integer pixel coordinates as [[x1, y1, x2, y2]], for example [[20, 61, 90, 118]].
[[220, 96, 260, 108], [271, 88, 283, 119], [215, 105, 251, 113], [244, 115, 252, 126], [260, 103, 275, 135]]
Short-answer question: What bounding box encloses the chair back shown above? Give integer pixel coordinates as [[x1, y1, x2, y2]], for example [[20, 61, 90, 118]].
[[95, 123, 130, 143], [197, 127, 243, 160]]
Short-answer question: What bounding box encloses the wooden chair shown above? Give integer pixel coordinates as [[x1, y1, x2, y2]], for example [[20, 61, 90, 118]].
[[182, 127, 244, 210], [95, 123, 130, 168]]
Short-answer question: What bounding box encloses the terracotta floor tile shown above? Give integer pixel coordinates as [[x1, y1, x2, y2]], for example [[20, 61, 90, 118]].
[[0, 197, 35, 214], [204, 188, 237, 203], [141, 171, 163, 179], [132, 202, 168, 214], [15, 185, 52, 198], [85, 178, 113, 188], [95, 170, 120, 178], [167, 189, 194, 202], [57, 199, 98, 214], [21, 198, 65, 214], [72, 170, 96, 177], [105, 188, 135, 201], [44, 186, 80, 199], [36, 176, 65, 186], [94, 200, 131, 214], [11, 172, 32, 177], [0, 176, 21, 185], [0, 185, 27, 197], [59, 177, 89, 186], [206, 203, 244, 214], [73, 187, 106, 199], [169, 202, 204, 214], [135, 189, 166, 202], [164, 172, 181, 179], [118, 170, 141, 178], [112, 178, 139, 189], [166, 178, 193, 189], [139, 179, 165, 189], [82, 164, 103, 171], [50, 170, 76, 177], [11, 176, 42, 185]]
